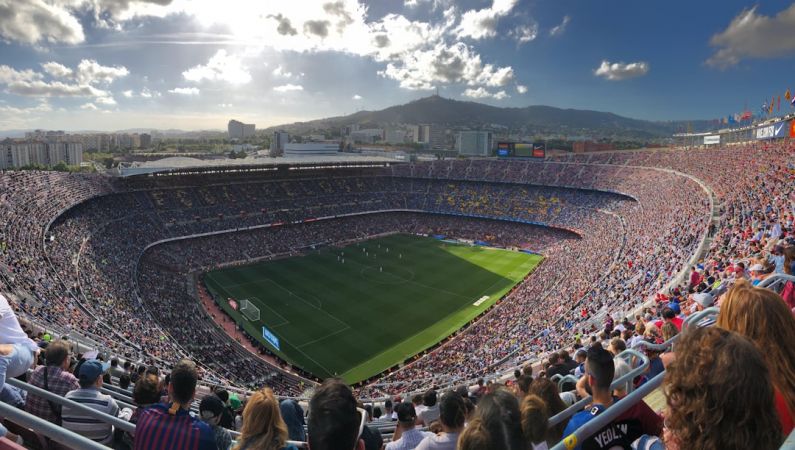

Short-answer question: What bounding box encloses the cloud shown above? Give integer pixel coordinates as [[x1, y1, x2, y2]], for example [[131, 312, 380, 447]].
[[273, 84, 304, 92], [304, 19, 331, 38], [122, 90, 134, 97], [594, 60, 649, 80], [516, 84, 527, 94], [462, 87, 508, 99], [455, 0, 518, 40], [549, 15, 570, 37], [272, 65, 293, 78], [80, 102, 98, 110], [0, 0, 85, 45], [140, 87, 159, 98], [352, 94, 362, 100], [378, 42, 514, 90], [75, 59, 129, 84], [168, 86, 200, 95], [268, 13, 298, 36], [41, 62, 73, 78], [510, 23, 538, 45], [95, 95, 117, 105], [0, 64, 115, 98], [706, 4, 795, 68], [218, 103, 233, 108], [182, 49, 251, 84]]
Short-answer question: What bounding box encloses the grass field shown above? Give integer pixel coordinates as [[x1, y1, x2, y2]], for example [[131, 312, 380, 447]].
[[204, 234, 542, 384]]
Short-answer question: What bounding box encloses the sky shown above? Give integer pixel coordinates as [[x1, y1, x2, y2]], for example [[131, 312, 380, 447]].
[[1, 0, 795, 131]]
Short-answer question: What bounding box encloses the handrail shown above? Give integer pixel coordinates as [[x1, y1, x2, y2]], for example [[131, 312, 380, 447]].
[[631, 334, 680, 353], [683, 307, 719, 329], [550, 371, 665, 450], [7, 378, 136, 434], [759, 273, 795, 291], [0, 401, 108, 450], [548, 349, 649, 428]]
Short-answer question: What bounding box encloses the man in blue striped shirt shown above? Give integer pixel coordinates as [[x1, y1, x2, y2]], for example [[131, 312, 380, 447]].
[[63, 359, 131, 445]]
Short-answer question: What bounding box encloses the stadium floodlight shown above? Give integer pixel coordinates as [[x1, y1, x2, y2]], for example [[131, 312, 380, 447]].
[[240, 299, 261, 322]]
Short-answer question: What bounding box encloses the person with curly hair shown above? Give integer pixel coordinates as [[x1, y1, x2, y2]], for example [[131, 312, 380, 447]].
[[661, 326, 782, 449], [716, 279, 795, 434], [526, 377, 568, 445]]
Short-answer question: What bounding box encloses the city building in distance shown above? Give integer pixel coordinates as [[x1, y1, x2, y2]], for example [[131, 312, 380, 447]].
[[228, 119, 256, 140]]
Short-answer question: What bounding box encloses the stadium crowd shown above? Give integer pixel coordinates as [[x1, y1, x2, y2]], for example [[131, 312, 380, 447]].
[[1, 139, 795, 449]]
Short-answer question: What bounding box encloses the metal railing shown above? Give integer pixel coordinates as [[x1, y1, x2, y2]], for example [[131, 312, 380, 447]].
[[6, 378, 136, 434], [550, 371, 665, 450], [759, 273, 795, 293], [548, 349, 649, 428], [0, 402, 108, 450]]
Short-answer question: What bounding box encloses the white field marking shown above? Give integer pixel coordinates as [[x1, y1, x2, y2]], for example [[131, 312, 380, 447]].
[[295, 324, 351, 349], [251, 298, 290, 327], [264, 278, 349, 330]]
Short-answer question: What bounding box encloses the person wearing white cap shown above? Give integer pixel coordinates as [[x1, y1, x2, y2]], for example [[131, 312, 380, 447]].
[[749, 263, 767, 286]]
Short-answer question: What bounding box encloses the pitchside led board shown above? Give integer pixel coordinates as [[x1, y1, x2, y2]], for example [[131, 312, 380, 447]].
[[262, 326, 281, 351], [496, 142, 545, 158], [755, 120, 791, 140]]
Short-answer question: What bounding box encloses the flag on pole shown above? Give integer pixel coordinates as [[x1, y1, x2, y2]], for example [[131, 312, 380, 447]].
[[778, 95, 781, 112], [786, 89, 792, 102]]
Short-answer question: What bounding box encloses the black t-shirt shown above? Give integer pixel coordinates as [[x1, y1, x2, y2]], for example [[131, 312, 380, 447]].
[[360, 425, 383, 450]]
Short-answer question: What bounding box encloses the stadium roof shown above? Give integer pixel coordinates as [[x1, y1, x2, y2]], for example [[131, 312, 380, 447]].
[[117, 154, 403, 177]]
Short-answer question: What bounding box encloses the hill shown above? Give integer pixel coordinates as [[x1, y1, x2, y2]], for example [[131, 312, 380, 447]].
[[264, 95, 709, 140]]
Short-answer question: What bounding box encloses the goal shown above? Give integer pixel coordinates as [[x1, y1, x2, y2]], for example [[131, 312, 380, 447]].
[[240, 299, 261, 322]]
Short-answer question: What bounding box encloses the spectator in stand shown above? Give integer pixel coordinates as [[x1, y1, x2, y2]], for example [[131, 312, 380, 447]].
[[458, 389, 526, 450], [564, 345, 661, 449], [25, 340, 78, 424], [213, 389, 236, 430], [417, 389, 440, 426], [716, 280, 795, 435], [62, 359, 131, 445], [122, 374, 161, 448], [200, 395, 232, 450], [110, 358, 125, 379], [527, 378, 567, 444], [133, 359, 216, 450], [232, 388, 295, 450], [279, 398, 306, 442], [0, 294, 38, 388], [307, 378, 365, 450], [521, 395, 550, 450], [119, 373, 131, 391], [659, 326, 782, 449], [606, 338, 631, 397], [416, 391, 466, 450], [387, 402, 433, 450]]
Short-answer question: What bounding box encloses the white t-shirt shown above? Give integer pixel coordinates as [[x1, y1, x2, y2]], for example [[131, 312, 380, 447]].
[[415, 432, 459, 450], [0, 294, 38, 351]]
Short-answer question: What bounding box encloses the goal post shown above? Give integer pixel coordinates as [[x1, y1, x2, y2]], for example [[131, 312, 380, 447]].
[[240, 299, 261, 322]]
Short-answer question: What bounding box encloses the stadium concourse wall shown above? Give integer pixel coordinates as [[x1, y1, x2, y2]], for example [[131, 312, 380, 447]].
[[134, 208, 583, 393]]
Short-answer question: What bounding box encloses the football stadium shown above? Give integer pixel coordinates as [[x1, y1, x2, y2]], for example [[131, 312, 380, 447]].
[[2, 2, 795, 450]]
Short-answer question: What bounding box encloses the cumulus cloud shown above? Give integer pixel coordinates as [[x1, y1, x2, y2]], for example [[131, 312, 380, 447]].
[[41, 62, 73, 78], [707, 4, 795, 68], [182, 50, 251, 84], [0, 62, 124, 102], [549, 15, 570, 37], [140, 87, 158, 98], [75, 59, 129, 84], [268, 13, 298, 36], [80, 102, 98, 110], [304, 20, 331, 38], [0, 0, 84, 45], [378, 42, 514, 90], [462, 87, 508, 99], [273, 84, 304, 92], [594, 60, 649, 80], [510, 23, 538, 45], [516, 84, 527, 94], [455, 0, 518, 40], [352, 94, 362, 100], [168, 86, 200, 95], [122, 90, 134, 97]]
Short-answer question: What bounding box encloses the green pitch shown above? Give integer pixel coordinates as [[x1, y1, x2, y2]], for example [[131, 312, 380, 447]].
[[204, 234, 542, 384]]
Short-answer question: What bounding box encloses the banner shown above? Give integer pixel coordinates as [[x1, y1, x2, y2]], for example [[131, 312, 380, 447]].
[[791, 120, 795, 138], [262, 326, 281, 351], [755, 121, 789, 140], [703, 135, 720, 145]]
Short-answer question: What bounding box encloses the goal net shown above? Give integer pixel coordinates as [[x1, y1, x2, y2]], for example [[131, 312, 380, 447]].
[[240, 299, 261, 322]]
